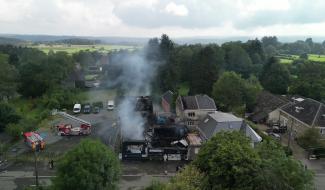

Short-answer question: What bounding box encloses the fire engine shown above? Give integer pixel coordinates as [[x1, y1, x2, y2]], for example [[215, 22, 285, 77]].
[[55, 111, 91, 136], [23, 132, 45, 151]]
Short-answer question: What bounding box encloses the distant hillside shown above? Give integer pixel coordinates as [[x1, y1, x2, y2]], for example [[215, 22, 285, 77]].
[[0, 37, 26, 45], [53, 38, 101, 45]]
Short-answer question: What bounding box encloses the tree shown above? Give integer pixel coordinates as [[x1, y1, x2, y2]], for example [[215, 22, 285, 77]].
[[212, 72, 262, 112], [52, 139, 120, 190], [193, 131, 261, 190], [256, 141, 314, 190], [289, 62, 325, 102], [165, 165, 205, 190], [297, 128, 323, 149], [0, 53, 18, 100], [212, 72, 245, 111], [0, 103, 20, 132], [223, 43, 253, 78], [190, 45, 223, 95], [260, 57, 290, 94], [261, 36, 279, 48]]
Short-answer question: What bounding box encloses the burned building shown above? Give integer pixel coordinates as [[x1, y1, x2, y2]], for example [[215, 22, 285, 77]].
[[135, 96, 155, 125]]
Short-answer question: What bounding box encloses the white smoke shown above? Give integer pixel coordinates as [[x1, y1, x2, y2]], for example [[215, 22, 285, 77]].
[[111, 50, 160, 140]]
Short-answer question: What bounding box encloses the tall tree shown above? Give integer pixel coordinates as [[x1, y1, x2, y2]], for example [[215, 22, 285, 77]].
[[52, 139, 120, 190], [256, 141, 314, 190], [223, 43, 253, 78], [260, 57, 290, 94], [212, 71, 245, 111], [0, 53, 18, 100], [194, 131, 261, 190], [190, 45, 223, 95], [212, 72, 261, 112]]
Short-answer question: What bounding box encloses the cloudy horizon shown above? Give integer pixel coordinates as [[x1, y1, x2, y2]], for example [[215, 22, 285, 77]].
[[1, 0, 325, 38]]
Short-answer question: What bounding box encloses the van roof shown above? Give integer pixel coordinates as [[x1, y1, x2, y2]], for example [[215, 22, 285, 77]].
[[74, 104, 81, 108]]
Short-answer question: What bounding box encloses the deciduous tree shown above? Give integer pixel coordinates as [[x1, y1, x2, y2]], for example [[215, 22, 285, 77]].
[[52, 139, 120, 190]]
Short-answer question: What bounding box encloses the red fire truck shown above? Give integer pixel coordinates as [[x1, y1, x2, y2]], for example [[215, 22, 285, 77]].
[[23, 132, 45, 151], [55, 112, 91, 136]]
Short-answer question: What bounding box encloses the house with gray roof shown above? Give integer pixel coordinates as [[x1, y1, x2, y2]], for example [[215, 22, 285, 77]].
[[176, 94, 217, 129], [199, 112, 262, 146], [279, 98, 325, 138]]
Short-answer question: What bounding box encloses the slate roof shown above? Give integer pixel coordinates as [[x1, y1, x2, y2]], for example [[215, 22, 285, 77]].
[[281, 98, 325, 127], [198, 112, 261, 143], [162, 90, 174, 105], [250, 91, 290, 122], [179, 95, 216, 110]]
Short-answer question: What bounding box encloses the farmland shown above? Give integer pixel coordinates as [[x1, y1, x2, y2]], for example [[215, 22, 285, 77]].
[[29, 44, 140, 54], [277, 54, 325, 64]]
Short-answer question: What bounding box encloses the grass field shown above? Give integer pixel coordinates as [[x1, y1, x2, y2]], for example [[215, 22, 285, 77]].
[[279, 58, 293, 64], [277, 54, 325, 64], [308, 54, 325, 62], [29, 44, 140, 54]]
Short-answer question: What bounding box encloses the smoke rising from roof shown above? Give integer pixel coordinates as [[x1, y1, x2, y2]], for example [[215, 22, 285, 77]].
[[110, 48, 160, 140]]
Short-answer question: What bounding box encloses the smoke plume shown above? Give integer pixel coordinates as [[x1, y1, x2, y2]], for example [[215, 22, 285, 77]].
[[110, 49, 160, 140]]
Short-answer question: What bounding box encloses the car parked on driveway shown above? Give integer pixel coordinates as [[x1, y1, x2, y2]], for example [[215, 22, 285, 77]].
[[83, 104, 91, 114], [93, 106, 100, 114]]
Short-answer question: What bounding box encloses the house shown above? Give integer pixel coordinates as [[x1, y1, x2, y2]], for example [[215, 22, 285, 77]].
[[186, 133, 202, 160], [63, 64, 85, 88], [161, 90, 174, 113], [279, 98, 325, 138], [176, 94, 217, 129], [249, 91, 290, 123], [198, 112, 262, 146]]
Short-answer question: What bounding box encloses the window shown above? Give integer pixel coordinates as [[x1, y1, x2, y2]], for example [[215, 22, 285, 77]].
[[188, 112, 195, 117], [320, 128, 325, 135], [187, 121, 194, 126]]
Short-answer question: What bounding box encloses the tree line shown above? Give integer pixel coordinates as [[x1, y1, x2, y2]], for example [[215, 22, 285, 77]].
[[147, 34, 325, 114]]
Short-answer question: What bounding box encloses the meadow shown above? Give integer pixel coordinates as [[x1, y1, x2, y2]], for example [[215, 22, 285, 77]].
[[29, 44, 139, 54], [278, 54, 325, 64]]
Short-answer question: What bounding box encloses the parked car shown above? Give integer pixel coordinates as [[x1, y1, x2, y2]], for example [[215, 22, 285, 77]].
[[269, 132, 281, 141], [73, 104, 81, 114], [107, 100, 115, 110], [83, 104, 91, 114], [93, 106, 100, 114]]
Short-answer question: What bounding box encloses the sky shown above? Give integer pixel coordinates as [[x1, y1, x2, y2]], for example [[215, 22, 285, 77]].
[[1, 0, 325, 38]]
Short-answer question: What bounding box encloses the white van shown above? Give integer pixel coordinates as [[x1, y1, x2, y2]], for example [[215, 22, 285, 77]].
[[73, 104, 81, 113], [107, 100, 115, 110]]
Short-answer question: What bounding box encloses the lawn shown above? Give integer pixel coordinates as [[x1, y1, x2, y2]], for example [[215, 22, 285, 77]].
[[29, 44, 140, 54], [308, 54, 325, 62], [279, 58, 293, 64], [79, 89, 117, 104]]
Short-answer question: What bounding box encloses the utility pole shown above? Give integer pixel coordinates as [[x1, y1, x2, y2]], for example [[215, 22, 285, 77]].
[[34, 143, 40, 187], [287, 118, 294, 151]]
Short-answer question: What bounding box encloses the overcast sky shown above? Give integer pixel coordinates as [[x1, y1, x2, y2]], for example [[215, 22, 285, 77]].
[[1, 0, 325, 38]]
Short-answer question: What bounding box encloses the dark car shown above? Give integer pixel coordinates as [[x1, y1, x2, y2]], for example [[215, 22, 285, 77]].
[[83, 104, 91, 114], [93, 106, 100, 114]]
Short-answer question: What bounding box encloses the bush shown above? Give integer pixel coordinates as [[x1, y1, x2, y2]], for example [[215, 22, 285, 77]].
[[0, 103, 20, 132], [5, 123, 23, 139], [297, 128, 323, 149], [5, 118, 37, 139]]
